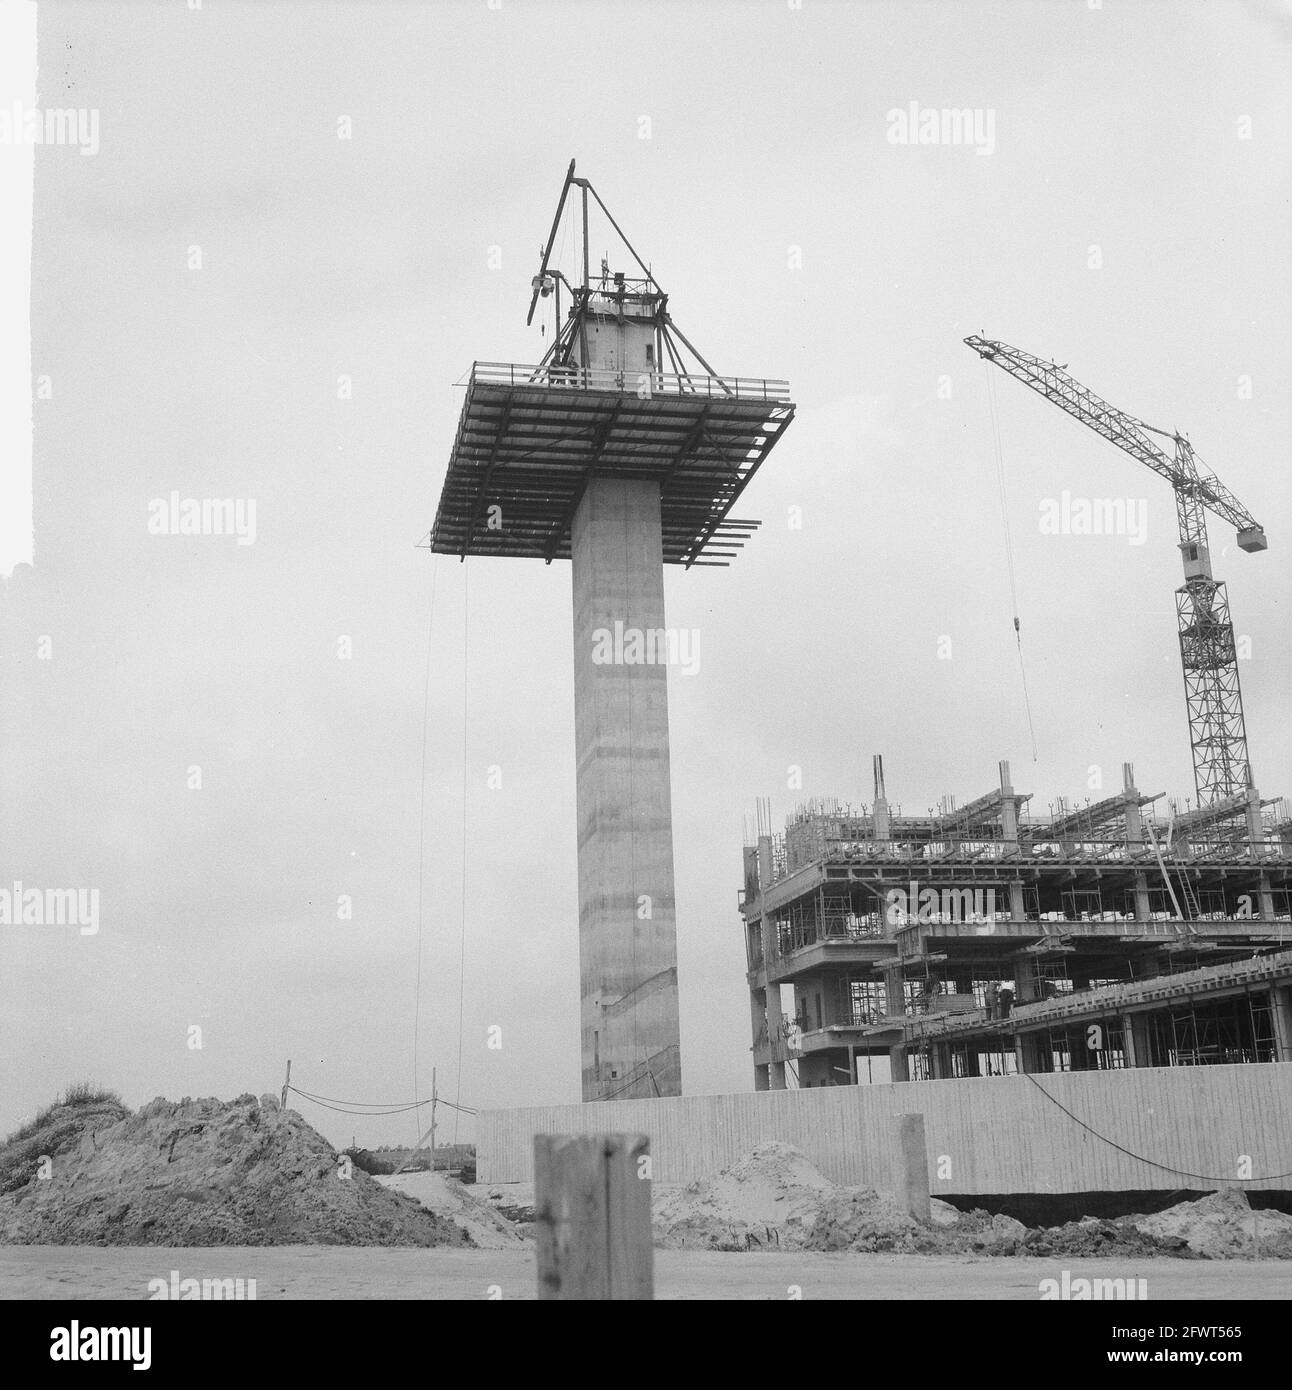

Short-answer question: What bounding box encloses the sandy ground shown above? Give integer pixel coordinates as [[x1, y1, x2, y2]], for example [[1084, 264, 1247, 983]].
[[375, 1173, 522, 1249], [2, 1246, 1290, 1300]]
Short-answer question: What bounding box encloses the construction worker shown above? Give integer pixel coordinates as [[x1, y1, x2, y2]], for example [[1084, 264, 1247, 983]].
[[984, 980, 999, 1021], [998, 985, 1014, 1020]]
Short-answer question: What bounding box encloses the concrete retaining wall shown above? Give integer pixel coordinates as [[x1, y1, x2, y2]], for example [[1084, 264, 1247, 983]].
[[478, 1063, 1292, 1193]]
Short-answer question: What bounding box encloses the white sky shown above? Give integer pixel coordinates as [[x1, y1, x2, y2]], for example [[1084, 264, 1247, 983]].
[[1, 0, 1289, 1149]]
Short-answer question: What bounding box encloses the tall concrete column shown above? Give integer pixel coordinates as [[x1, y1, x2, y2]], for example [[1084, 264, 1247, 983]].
[[572, 477, 682, 1100], [755, 835, 787, 1089], [872, 754, 892, 845], [999, 760, 1018, 851], [1269, 985, 1292, 1064], [1008, 879, 1026, 922], [1257, 872, 1276, 923], [1133, 870, 1151, 922], [1121, 1013, 1139, 1067]]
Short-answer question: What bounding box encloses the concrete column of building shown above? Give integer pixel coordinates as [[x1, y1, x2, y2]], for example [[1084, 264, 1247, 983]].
[[1257, 872, 1276, 923], [1120, 1013, 1138, 1067], [1133, 870, 1151, 923], [999, 760, 1018, 851], [1013, 954, 1041, 1004], [572, 477, 682, 1101], [872, 754, 891, 844], [750, 985, 770, 1090], [882, 961, 910, 1081], [1014, 1030, 1048, 1074], [883, 966, 905, 1017], [1245, 787, 1264, 850], [1269, 985, 1292, 1064], [802, 974, 828, 1031], [755, 835, 787, 1090], [1122, 764, 1143, 848], [1128, 1012, 1153, 1068], [1008, 879, 1026, 922]]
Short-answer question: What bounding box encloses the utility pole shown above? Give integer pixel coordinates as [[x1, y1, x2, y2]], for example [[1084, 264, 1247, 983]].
[[395, 1067, 438, 1177], [429, 1066, 437, 1174], [280, 1059, 291, 1111]]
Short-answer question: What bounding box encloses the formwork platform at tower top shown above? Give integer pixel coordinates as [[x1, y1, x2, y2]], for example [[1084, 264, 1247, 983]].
[[428, 160, 794, 569]]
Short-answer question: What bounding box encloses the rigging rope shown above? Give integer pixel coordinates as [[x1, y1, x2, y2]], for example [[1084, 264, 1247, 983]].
[[985, 361, 1039, 762], [454, 560, 469, 1144], [412, 552, 440, 1143]]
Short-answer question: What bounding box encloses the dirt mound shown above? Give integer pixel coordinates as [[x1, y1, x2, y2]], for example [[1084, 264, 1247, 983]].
[[646, 1144, 1286, 1259], [652, 1142, 918, 1253], [804, 1188, 921, 1253], [1132, 1190, 1292, 1259], [0, 1092, 469, 1247], [0, 1094, 130, 1198], [376, 1172, 524, 1248], [1012, 1215, 1192, 1260]]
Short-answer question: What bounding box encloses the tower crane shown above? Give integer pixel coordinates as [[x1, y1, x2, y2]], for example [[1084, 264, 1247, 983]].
[[965, 336, 1268, 811]]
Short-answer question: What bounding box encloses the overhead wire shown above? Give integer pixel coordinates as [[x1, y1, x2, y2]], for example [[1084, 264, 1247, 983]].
[[985, 359, 1039, 762], [287, 1083, 478, 1119], [1023, 1073, 1292, 1182]]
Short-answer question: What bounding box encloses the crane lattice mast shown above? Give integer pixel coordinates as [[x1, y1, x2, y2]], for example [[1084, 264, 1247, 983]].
[[965, 336, 1268, 808]]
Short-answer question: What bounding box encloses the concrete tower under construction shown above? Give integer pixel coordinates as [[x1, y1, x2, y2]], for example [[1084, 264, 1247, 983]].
[[429, 161, 796, 1100]]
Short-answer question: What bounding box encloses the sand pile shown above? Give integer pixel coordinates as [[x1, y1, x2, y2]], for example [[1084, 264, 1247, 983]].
[[0, 1092, 469, 1247], [653, 1142, 917, 1252], [376, 1172, 523, 1248], [1131, 1190, 1292, 1259]]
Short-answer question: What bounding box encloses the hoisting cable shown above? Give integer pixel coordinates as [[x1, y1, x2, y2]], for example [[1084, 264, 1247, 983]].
[[411, 551, 440, 1144], [985, 359, 1039, 762]]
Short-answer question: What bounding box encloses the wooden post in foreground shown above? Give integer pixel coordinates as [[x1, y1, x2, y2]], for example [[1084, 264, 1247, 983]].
[[534, 1133, 653, 1300], [893, 1112, 931, 1222]]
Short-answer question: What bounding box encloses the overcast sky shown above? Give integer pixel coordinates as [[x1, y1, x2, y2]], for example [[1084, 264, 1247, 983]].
[[1, 0, 1289, 1149]]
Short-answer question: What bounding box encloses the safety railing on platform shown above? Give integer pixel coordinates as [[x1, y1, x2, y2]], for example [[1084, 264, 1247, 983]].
[[468, 360, 793, 403]]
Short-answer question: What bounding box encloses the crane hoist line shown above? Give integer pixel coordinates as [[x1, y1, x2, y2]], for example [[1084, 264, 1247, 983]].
[[965, 335, 1268, 810]]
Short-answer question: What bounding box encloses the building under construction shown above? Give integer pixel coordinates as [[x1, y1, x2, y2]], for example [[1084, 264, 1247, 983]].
[[742, 758, 1292, 1089]]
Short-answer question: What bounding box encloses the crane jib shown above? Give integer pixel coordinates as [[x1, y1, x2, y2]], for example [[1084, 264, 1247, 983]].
[[967, 333, 1268, 808]]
